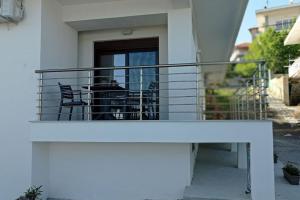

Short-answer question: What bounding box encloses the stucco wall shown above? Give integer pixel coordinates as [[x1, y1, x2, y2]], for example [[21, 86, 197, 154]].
[[168, 8, 197, 120], [40, 0, 78, 121], [61, 0, 177, 22], [0, 1, 41, 199], [47, 143, 191, 200]]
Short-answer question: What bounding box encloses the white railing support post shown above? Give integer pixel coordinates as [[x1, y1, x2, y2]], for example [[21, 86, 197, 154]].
[[38, 73, 43, 121], [139, 68, 143, 120]]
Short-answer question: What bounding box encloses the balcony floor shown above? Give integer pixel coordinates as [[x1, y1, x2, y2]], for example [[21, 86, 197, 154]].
[[30, 120, 272, 143]]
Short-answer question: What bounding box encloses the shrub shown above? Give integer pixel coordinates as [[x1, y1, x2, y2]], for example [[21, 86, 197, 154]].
[[283, 164, 300, 176]]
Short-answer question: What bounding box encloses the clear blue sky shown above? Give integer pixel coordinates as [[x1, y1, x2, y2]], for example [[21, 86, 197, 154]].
[[236, 0, 300, 44]]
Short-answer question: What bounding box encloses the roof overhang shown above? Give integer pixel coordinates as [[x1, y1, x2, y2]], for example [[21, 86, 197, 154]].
[[191, 0, 249, 83], [285, 16, 300, 45]]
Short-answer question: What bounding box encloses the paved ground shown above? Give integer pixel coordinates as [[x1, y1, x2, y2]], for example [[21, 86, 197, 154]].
[[273, 122, 300, 200], [273, 123, 300, 166], [275, 161, 300, 200]]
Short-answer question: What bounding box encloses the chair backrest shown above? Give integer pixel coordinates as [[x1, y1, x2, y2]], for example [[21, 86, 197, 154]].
[[58, 82, 74, 100]]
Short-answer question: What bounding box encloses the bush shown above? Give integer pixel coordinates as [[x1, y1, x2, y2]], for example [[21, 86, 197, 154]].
[[16, 186, 43, 200], [283, 164, 300, 176]]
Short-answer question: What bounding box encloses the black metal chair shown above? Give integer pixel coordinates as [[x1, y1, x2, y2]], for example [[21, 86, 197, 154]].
[[58, 82, 87, 121], [126, 82, 158, 120], [127, 91, 141, 120]]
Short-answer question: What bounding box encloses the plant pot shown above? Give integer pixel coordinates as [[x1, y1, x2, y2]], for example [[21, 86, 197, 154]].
[[283, 168, 300, 185]]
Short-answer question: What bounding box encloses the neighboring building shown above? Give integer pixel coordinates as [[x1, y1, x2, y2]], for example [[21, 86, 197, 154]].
[[0, 1, 275, 200], [250, 2, 300, 106], [250, 2, 300, 39], [230, 42, 250, 62], [249, 27, 260, 41]]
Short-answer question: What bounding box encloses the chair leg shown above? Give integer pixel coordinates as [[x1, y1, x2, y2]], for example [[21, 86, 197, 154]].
[[82, 106, 85, 120], [69, 107, 73, 121], [58, 104, 62, 121]]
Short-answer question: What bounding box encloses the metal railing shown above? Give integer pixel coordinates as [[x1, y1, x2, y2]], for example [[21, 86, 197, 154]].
[[230, 62, 269, 120], [35, 61, 268, 121]]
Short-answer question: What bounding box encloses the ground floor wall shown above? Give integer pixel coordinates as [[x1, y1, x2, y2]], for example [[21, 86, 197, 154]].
[[32, 142, 194, 200]]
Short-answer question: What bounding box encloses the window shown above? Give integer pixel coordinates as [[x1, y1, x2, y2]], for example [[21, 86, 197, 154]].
[[275, 21, 283, 31], [275, 18, 293, 31]]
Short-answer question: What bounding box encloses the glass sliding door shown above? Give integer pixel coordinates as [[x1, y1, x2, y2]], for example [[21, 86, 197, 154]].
[[128, 51, 159, 120], [95, 54, 126, 87], [128, 51, 158, 91], [94, 38, 159, 120]]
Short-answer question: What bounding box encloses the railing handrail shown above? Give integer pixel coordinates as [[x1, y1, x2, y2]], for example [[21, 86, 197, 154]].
[[35, 60, 265, 74]]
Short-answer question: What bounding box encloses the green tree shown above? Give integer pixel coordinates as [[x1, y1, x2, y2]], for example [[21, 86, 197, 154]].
[[235, 28, 300, 77]]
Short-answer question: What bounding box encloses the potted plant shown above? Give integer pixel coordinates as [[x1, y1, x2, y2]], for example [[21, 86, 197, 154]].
[[283, 163, 300, 185], [16, 186, 43, 200]]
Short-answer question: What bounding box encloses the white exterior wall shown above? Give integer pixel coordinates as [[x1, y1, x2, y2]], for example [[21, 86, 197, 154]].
[[30, 120, 275, 200], [168, 8, 197, 120], [0, 1, 41, 199], [47, 143, 191, 200], [40, 0, 78, 70], [32, 143, 50, 199], [32, 0, 78, 195], [40, 0, 78, 121], [61, 0, 174, 22]]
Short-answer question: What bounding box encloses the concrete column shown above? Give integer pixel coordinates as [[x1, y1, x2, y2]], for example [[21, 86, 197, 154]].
[[238, 143, 247, 169], [231, 143, 237, 152], [31, 143, 49, 200], [250, 130, 275, 200], [168, 8, 197, 120]]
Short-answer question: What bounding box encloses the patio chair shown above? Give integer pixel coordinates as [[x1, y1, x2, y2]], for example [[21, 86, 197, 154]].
[[58, 82, 87, 121], [125, 91, 139, 120]]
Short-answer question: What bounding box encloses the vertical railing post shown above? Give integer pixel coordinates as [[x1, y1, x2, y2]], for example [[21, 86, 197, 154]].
[[229, 97, 233, 120], [237, 92, 240, 120], [246, 82, 250, 120], [139, 67, 143, 120], [38, 73, 43, 121], [253, 73, 257, 120], [263, 63, 268, 120], [196, 65, 201, 120], [234, 97, 237, 120], [246, 143, 251, 194], [258, 63, 263, 120], [241, 90, 244, 120], [87, 71, 92, 121]]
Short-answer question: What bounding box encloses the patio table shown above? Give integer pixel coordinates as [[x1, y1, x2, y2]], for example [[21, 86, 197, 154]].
[[82, 84, 127, 120]]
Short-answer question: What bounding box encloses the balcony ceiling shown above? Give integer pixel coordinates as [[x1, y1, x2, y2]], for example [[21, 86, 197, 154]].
[[57, 0, 124, 5], [191, 0, 249, 83], [67, 14, 167, 32]]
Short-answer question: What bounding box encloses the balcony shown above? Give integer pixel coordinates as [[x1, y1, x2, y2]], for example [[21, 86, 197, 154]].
[[34, 61, 268, 122], [30, 60, 271, 143], [30, 61, 275, 200]]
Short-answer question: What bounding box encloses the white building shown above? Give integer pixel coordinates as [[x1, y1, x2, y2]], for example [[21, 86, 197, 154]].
[[0, 1, 275, 200], [230, 42, 250, 62], [250, 2, 300, 39]]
